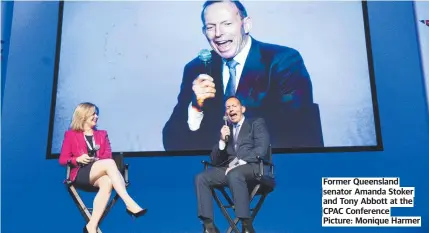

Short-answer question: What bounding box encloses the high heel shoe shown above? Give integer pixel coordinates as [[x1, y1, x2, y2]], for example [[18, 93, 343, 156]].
[[126, 208, 148, 219]]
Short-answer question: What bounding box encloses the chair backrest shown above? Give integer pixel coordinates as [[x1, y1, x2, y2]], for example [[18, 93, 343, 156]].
[[113, 153, 125, 173], [263, 144, 273, 177], [266, 144, 272, 162]]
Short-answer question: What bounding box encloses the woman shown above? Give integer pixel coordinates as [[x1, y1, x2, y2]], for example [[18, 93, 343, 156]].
[[59, 102, 147, 233]]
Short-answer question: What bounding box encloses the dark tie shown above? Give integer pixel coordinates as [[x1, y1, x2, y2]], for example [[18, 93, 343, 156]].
[[225, 59, 239, 98]]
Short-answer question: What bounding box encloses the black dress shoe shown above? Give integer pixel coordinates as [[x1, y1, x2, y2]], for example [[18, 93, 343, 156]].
[[243, 227, 256, 233], [242, 218, 256, 233], [203, 222, 220, 233], [126, 208, 148, 219]]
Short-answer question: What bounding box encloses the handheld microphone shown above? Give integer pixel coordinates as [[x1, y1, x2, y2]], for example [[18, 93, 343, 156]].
[[223, 116, 229, 143], [198, 49, 212, 75], [89, 145, 100, 157]]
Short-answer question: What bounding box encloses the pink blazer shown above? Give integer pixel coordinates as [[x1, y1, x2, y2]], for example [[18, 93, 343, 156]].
[[59, 129, 112, 182]]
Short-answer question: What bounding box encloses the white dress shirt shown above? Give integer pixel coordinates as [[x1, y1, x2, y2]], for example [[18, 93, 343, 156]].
[[187, 38, 253, 131]]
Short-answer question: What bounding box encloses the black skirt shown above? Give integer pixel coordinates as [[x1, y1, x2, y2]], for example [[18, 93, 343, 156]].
[[74, 162, 98, 192]]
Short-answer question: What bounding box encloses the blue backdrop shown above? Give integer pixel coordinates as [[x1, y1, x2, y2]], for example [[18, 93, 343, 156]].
[[2, 1, 429, 233]]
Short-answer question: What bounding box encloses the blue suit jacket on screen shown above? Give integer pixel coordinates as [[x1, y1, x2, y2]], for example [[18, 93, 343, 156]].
[[163, 37, 323, 151]]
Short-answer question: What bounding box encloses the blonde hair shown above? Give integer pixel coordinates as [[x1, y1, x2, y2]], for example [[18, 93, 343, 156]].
[[70, 102, 97, 131]]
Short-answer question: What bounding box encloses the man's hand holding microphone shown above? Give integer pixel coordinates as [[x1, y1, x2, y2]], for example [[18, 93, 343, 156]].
[[220, 125, 230, 142]]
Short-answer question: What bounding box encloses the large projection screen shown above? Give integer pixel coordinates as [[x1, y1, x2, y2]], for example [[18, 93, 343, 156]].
[[47, 1, 382, 158], [414, 2, 429, 116]]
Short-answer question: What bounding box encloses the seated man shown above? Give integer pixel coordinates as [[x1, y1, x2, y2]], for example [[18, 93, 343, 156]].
[[195, 96, 270, 233]]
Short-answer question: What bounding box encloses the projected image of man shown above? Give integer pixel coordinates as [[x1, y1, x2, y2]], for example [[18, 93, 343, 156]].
[[163, 0, 323, 151]]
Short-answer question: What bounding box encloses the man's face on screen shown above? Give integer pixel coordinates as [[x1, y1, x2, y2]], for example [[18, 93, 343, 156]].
[[225, 98, 245, 124], [202, 2, 251, 59]]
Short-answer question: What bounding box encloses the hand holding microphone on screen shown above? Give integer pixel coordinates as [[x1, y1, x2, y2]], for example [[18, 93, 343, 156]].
[[192, 75, 216, 108], [192, 49, 216, 109]]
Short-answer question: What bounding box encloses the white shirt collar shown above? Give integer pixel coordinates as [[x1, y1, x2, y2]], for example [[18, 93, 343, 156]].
[[224, 36, 252, 65], [235, 116, 245, 127]]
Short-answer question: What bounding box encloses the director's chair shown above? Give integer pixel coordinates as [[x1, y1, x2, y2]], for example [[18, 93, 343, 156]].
[[65, 154, 129, 233], [201, 145, 276, 233]]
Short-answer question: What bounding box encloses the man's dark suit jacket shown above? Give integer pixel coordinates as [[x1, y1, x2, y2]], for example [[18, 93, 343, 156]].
[[163, 37, 323, 151], [210, 117, 270, 167]]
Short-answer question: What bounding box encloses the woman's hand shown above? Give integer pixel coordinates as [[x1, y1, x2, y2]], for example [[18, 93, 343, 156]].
[[76, 154, 93, 164]]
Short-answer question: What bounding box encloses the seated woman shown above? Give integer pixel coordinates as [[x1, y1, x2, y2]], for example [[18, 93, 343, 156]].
[[59, 102, 147, 233]]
